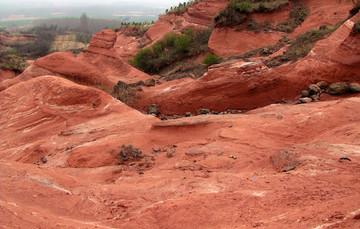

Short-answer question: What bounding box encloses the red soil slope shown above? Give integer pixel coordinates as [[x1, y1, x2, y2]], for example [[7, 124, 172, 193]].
[[1, 75, 360, 228], [209, 0, 354, 58], [133, 14, 360, 115], [0, 69, 17, 82], [114, 0, 229, 60], [0, 30, 152, 92]]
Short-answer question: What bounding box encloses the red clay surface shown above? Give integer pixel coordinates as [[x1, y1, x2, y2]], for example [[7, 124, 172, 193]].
[[1, 1, 360, 228], [208, 0, 354, 58], [0, 30, 153, 92], [133, 13, 360, 115], [1, 75, 360, 228]]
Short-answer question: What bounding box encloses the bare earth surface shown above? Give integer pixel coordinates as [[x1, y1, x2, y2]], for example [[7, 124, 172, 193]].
[[1, 76, 360, 228], [1, 0, 360, 228]]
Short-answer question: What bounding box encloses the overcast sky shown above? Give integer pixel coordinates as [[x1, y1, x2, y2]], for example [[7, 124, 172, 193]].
[[0, 0, 185, 7]]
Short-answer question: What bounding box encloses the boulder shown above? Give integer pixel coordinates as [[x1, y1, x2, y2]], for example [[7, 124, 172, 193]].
[[145, 78, 156, 87], [299, 97, 312, 103], [329, 82, 349, 95], [308, 84, 321, 95], [316, 81, 328, 89], [197, 109, 211, 115], [301, 90, 310, 97], [349, 83, 360, 93], [147, 104, 159, 116]]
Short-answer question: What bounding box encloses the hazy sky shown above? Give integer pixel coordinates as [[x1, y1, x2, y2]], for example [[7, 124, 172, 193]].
[[0, 0, 185, 7]]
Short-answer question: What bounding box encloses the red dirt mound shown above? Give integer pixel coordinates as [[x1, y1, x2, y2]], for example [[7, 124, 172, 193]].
[[133, 14, 360, 115], [0, 69, 18, 82], [209, 0, 354, 58], [1, 74, 360, 227], [0, 30, 153, 92]]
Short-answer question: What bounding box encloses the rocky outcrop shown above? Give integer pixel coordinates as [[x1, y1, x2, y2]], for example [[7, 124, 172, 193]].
[[1, 75, 360, 228], [133, 14, 360, 115], [0, 30, 153, 91], [209, 0, 354, 58]]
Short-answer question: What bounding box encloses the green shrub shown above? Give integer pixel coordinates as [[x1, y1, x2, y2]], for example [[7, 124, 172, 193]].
[[175, 35, 191, 53], [203, 53, 222, 66], [235, 2, 253, 13]]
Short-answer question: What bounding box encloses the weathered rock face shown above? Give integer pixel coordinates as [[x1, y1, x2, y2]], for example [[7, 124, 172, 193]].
[[209, 29, 284, 58], [0, 30, 154, 91], [133, 14, 360, 115], [183, 0, 229, 27], [1, 75, 360, 228], [208, 0, 354, 58]]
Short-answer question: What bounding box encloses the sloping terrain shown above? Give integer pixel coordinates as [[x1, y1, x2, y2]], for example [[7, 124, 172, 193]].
[[1, 75, 360, 228], [133, 13, 360, 115], [1, 0, 360, 228], [208, 0, 354, 58], [0, 30, 153, 92]]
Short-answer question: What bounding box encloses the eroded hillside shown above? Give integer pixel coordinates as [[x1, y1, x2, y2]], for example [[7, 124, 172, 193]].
[[1, 0, 360, 228]]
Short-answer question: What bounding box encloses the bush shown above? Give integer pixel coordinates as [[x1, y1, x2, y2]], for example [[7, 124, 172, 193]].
[[203, 53, 222, 66], [175, 35, 191, 53], [235, 2, 253, 13]]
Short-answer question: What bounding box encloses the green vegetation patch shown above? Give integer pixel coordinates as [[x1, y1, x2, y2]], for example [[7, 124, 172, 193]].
[[264, 25, 340, 68], [130, 28, 212, 75], [215, 0, 290, 28]]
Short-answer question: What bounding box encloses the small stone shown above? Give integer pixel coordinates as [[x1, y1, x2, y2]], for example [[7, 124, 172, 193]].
[[185, 112, 192, 117], [319, 25, 327, 30], [310, 94, 319, 102], [160, 114, 167, 120], [228, 125, 233, 128], [329, 82, 349, 95], [197, 109, 210, 115], [144, 78, 156, 87], [129, 162, 136, 166], [308, 84, 321, 95], [147, 104, 159, 116], [283, 165, 295, 172], [277, 115, 283, 119], [316, 81, 328, 89], [153, 147, 160, 152], [349, 83, 360, 93], [40, 156, 47, 164], [299, 97, 312, 103], [167, 151, 174, 158], [139, 171, 144, 175], [301, 90, 310, 97]]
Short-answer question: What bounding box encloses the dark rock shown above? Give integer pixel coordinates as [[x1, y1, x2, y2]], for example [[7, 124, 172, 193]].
[[299, 97, 312, 103], [301, 90, 310, 97], [167, 151, 174, 158], [185, 112, 192, 117], [145, 78, 156, 87], [113, 81, 129, 93], [316, 81, 328, 89], [349, 83, 360, 93], [353, 213, 360, 220], [319, 25, 327, 30], [271, 149, 301, 172], [308, 84, 321, 95], [329, 82, 349, 95], [152, 147, 160, 152], [139, 171, 144, 175], [40, 156, 47, 163], [117, 145, 143, 165], [310, 94, 319, 102], [147, 104, 159, 115], [197, 109, 210, 115], [160, 114, 167, 121]]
